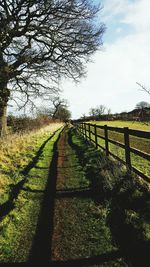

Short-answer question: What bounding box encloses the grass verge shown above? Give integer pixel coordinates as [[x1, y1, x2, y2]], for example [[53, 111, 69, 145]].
[[70, 127, 150, 267], [0, 123, 63, 262]]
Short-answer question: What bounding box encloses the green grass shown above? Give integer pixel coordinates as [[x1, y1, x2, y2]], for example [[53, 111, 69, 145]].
[[0, 124, 63, 262], [0, 123, 63, 205], [71, 128, 150, 266], [90, 120, 150, 131], [84, 121, 150, 179]]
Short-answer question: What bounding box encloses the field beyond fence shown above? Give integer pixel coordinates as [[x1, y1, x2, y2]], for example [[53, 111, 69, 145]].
[[74, 122, 150, 182]]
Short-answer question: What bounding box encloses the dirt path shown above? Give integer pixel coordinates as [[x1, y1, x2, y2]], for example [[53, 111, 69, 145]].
[[29, 126, 124, 266], [50, 127, 125, 266]]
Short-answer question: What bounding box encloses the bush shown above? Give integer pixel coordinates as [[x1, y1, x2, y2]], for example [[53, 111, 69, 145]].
[[7, 114, 55, 133]]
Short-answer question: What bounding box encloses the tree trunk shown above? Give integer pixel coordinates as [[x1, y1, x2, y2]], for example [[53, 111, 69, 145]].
[[0, 84, 10, 137], [0, 103, 8, 137]]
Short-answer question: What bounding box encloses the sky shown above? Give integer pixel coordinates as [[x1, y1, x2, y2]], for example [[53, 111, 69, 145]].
[[60, 0, 150, 119]]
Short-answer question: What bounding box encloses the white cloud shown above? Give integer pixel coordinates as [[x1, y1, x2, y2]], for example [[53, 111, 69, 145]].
[[100, 0, 131, 22], [62, 0, 150, 119], [123, 0, 150, 31]]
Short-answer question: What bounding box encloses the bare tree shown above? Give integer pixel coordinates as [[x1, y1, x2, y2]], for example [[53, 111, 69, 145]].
[[89, 105, 106, 118], [0, 0, 105, 136], [37, 95, 70, 121], [89, 108, 97, 117], [106, 108, 111, 120], [50, 96, 68, 119], [54, 105, 71, 121]]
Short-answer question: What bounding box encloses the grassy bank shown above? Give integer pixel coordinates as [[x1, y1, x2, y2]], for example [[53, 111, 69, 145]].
[[0, 123, 63, 205], [71, 127, 150, 266], [0, 123, 63, 262]]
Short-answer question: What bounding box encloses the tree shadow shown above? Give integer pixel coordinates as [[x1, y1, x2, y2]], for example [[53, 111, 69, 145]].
[[22, 187, 45, 194], [28, 129, 62, 264], [0, 128, 60, 221], [50, 249, 122, 267], [0, 250, 122, 267]]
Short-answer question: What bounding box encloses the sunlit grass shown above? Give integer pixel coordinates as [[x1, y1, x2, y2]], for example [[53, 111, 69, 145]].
[[0, 123, 63, 205], [90, 120, 150, 131], [0, 124, 63, 262]]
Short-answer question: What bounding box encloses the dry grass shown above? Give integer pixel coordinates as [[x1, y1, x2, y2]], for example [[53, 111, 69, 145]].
[[0, 123, 63, 199]]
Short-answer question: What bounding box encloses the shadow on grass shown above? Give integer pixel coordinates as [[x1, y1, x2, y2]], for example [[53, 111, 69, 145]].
[[22, 187, 45, 194], [28, 129, 63, 264], [0, 128, 60, 221], [0, 250, 122, 267], [67, 127, 150, 267], [28, 126, 123, 267], [50, 249, 122, 267]]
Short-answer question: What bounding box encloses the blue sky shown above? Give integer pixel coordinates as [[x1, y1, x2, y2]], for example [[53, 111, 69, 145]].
[[61, 0, 150, 119], [8, 0, 150, 118]]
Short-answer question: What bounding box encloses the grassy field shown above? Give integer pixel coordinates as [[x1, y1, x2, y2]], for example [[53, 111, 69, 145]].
[[90, 120, 150, 131], [85, 121, 150, 179], [0, 123, 63, 262]]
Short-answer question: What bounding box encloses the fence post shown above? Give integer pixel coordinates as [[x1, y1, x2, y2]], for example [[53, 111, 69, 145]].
[[79, 123, 81, 135], [94, 124, 98, 149], [82, 123, 84, 137], [81, 123, 83, 135], [83, 123, 86, 139], [85, 123, 88, 140], [124, 127, 131, 172], [104, 125, 109, 156], [88, 124, 91, 141]]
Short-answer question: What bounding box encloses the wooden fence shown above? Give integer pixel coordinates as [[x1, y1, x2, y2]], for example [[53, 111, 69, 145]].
[[74, 122, 150, 182]]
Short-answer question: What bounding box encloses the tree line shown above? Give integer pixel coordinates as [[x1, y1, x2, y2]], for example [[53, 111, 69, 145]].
[[77, 101, 150, 122]]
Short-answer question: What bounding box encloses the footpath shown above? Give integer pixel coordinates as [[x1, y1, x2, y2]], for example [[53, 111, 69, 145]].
[[30, 126, 125, 266]]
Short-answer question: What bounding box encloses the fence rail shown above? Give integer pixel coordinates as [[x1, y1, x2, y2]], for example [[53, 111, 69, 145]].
[[74, 122, 150, 183]]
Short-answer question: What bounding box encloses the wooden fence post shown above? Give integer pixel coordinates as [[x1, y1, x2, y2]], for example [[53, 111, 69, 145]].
[[84, 123, 86, 139], [104, 125, 109, 156], [124, 127, 131, 172], [94, 124, 98, 149], [80, 123, 82, 135], [82, 123, 84, 136], [88, 124, 91, 141], [85, 123, 88, 140], [81, 123, 83, 135]]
